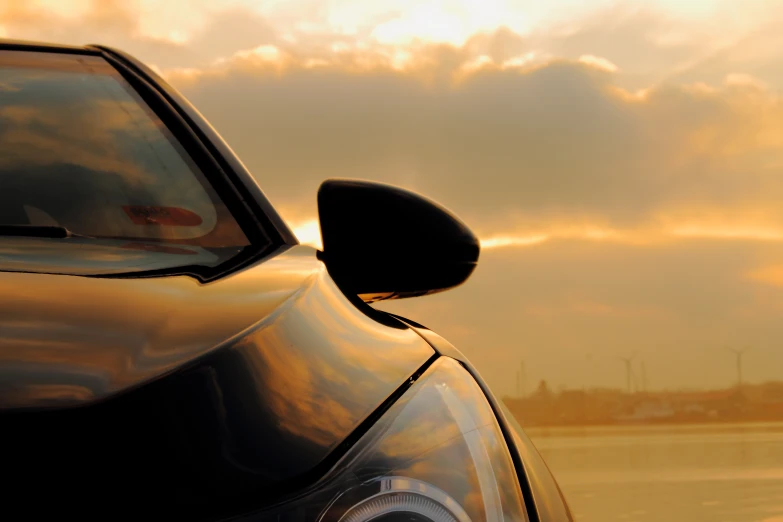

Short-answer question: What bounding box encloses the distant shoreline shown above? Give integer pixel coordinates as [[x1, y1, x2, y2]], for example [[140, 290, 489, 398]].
[[518, 416, 783, 431]]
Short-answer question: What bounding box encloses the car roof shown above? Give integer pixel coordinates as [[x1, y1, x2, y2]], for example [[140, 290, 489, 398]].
[[0, 38, 98, 54]]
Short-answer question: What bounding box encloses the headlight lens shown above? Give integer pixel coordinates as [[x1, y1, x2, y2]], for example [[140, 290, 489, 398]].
[[332, 477, 473, 522], [236, 358, 528, 522]]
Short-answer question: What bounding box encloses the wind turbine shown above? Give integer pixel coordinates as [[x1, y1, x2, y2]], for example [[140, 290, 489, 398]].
[[584, 352, 593, 391], [618, 353, 637, 394], [727, 347, 749, 388], [519, 361, 526, 397], [515, 360, 527, 398]]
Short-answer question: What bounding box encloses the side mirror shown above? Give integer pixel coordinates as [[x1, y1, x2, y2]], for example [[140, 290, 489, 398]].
[[317, 179, 480, 302]]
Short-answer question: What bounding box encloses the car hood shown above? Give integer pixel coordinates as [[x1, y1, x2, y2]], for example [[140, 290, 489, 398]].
[[0, 245, 432, 409], [2, 245, 435, 518], [0, 245, 313, 408]]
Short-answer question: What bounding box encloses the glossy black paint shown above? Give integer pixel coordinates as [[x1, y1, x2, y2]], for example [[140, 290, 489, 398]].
[[318, 179, 480, 302], [0, 39, 96, 54], [391, 315, 575, 522], [500, 403, 576, 522], [1, 246, 435, 519]]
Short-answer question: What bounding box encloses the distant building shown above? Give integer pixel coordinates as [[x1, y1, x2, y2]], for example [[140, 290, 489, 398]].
[[615, 400, 675, 421], [503, 380, 783, 428]]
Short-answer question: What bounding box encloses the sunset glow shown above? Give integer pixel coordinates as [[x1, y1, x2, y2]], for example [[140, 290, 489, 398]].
[[292, 220, 783, 251], [4, 0, 783, 394], [7, 3, 783, 522]]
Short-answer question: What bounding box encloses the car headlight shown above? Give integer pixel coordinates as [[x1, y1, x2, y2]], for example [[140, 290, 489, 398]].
[[235, 358, 528, 522]]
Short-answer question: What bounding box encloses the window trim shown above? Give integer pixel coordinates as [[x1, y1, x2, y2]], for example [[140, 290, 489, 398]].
[[91, 46, 298, 243]]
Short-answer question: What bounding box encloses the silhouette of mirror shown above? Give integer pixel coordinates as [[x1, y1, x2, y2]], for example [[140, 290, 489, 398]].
[[317, 179, 480, 302]]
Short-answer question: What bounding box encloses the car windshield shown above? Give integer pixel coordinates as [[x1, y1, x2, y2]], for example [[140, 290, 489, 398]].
[[0, 49, 256, 277]]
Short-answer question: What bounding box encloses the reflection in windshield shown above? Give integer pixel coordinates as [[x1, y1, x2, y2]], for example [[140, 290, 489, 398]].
[[0, 237, 219, 275], [0, 50, 253, 275]]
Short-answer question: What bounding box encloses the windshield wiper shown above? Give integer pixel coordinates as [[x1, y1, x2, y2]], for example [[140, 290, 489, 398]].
[[0, 225, 94, 239]]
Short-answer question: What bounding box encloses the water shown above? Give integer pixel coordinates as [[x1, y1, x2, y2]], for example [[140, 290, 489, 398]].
[[525, 422, 783, 522]]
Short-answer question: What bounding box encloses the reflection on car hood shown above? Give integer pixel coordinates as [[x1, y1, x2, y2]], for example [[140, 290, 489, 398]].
[[0, 236, 221, 275], [1, 244, 435, 518], [0, 245, 318, 407]]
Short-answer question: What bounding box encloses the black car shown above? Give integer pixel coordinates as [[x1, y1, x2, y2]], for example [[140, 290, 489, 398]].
[[0, 40, 573, 522]]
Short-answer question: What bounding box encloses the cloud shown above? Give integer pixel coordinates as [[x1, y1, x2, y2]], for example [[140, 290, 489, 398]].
[[158, 43, 783, 247], [578, 54, 619, 73], [666, 15, 783, 89], [7, 2, 781, 246], [0, 0, 277, 70]]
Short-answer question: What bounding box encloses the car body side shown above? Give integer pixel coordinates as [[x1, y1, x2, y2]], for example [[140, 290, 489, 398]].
[[0, 40, 573, 522]]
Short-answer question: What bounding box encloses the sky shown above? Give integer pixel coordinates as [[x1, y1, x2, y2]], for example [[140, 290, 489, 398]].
[[4, 0, 783, 395]]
